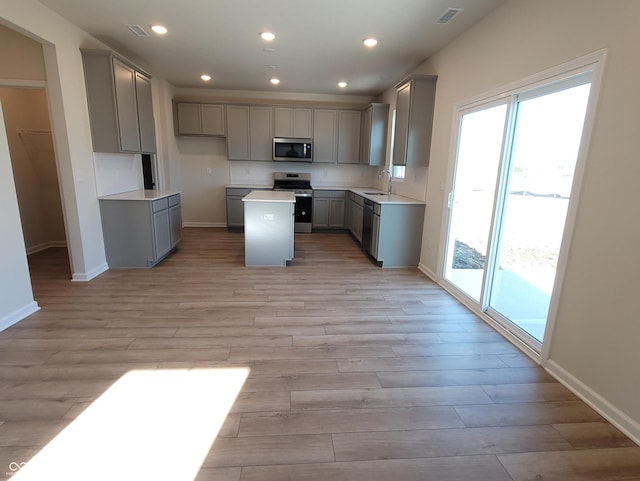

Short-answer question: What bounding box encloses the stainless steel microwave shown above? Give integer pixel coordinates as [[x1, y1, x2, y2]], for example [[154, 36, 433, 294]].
[[273, 138, 313, 162]]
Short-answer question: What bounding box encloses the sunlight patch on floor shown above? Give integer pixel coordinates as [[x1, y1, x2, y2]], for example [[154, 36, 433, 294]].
[[13, 368, 249, 481]]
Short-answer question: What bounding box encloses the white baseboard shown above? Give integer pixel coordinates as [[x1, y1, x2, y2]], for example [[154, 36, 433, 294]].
[[546, 360, 640, 446], [26, 240, 67, 255], [182, 222, 227, 228], [417, 262, 437, 281], [72, 262, 109, 282], [0, 301, 39, 332]]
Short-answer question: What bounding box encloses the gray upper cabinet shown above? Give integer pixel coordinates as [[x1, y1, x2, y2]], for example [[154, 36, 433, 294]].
[[135, 72, 157, 152], [392, 75, 437, 166], [175, 102, 226, 136], [226, 105, 250, 160], [81, 49, 156, 154], [226, 105, 273, 160], [337, 110, 362, 164], [360, 103, 389, 166], [112, 59, 140, 152], [274, 107, 313, 138], [313, 109, 338, 163], [249, 106, 273, 161]]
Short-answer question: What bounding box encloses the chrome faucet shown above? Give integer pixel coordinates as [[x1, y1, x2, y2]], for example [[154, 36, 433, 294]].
[[379, 169, 392, 195]]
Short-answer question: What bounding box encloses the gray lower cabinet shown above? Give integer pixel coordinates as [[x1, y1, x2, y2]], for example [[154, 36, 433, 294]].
[[226, 187, 270, 229], [372, 201, 425, 267], [169, 194, 183, 247], [348, 192, 364, 242], [99, 193, 182, 268], [243, 194, 295, 267], [312, 190, 346, 229]]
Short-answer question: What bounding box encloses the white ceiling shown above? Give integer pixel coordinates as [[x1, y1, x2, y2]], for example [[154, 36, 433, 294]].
[[38, 0, 506, 96]]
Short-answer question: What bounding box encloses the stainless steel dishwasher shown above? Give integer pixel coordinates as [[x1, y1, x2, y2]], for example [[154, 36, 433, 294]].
[[362, 199, 374, 255]]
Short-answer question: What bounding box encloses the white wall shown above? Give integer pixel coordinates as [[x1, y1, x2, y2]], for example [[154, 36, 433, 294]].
[[0, 22, 46, 80], [417, 0, 640, 441], [0, 102, 38, 330], [0, 0, 109, 284]]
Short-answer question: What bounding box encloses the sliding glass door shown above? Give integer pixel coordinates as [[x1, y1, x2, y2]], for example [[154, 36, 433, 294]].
[[443, 73, 593, 348], [487, 82, 591, 341], [444, 103, 508, 301]]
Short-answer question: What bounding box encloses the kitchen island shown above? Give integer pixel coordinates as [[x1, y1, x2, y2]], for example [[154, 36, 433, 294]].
[[242, 190, 295, 267], [99, 190, 182, 268]]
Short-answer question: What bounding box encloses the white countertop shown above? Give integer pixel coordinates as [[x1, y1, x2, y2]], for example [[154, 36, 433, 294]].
[[242, 190, 296, 203], [225, 184, 425, 205], [349, 188, 425, 205], [98, 189, 181, 201], [225, 184, 272, 189]]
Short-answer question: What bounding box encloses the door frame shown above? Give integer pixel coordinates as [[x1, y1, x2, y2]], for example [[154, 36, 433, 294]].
[[436, 49, 608, 363]]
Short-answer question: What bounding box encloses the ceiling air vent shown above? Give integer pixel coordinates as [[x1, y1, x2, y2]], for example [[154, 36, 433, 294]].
[[435, 8, 463, 24], [126, 24, 150, 37]]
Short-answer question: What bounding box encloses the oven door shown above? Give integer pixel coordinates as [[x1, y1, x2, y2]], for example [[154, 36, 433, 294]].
[[294, 195, 312, 232]]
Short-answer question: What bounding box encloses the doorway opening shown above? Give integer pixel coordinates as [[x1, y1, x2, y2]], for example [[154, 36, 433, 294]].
[[0, 87, 70, 279]]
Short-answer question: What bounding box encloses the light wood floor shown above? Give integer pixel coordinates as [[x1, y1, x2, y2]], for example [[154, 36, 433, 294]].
[[1, 228, 639, 480]]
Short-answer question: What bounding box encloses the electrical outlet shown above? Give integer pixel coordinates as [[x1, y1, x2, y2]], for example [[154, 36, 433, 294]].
[[206, 168, 212, 174]]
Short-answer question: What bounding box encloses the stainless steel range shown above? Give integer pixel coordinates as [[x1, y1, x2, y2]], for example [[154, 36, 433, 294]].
[[272, 172, 312, 233]]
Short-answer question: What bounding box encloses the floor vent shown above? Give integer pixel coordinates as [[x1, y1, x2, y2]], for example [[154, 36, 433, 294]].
[[435, 8, 463, 24], [126, 24, 150, 37]]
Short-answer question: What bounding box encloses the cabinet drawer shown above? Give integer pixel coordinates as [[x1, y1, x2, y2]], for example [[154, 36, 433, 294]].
[[226, 188, 253, 197], [168, 194, 181, 207], [349, 192, 364, 206], [314, 190, 346, 199], [152, 198, 169, 213]]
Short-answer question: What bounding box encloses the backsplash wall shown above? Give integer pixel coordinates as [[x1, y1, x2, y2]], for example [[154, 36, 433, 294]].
[[229, 161, 378, 188], [93, 152, 143, 197]]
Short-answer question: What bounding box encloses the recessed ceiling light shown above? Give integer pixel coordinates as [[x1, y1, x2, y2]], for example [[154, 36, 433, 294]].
[[260, 32, 275, 41], [363, 38, 378, 47], [151, 25, 168, 35], [338, 81, 348, 88], [266, 65, 277, 69], [270, 78, 280, 85], [200, 74, 211, 81]]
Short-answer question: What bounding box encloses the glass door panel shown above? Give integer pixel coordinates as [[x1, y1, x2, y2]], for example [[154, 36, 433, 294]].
[[444, 104, 507, 301], [488, 83, 591, 342]]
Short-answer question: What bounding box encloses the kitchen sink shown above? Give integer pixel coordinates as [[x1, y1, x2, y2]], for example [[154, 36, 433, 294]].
[[363, 192, 388, 195]]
